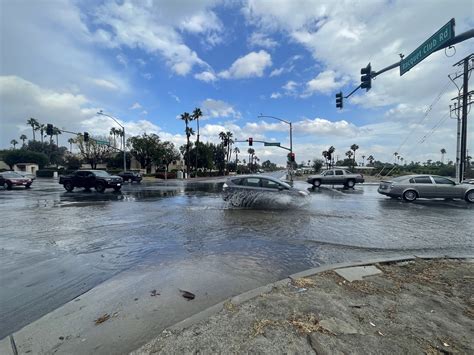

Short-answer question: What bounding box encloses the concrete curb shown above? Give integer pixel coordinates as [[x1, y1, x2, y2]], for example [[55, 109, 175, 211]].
[[159, 254, 473, 336]]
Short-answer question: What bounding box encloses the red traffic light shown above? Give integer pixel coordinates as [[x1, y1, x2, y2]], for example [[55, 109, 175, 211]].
[[288, 153, 295, 162], [248, 137, 253, 146], [84, 132, 89, 142]]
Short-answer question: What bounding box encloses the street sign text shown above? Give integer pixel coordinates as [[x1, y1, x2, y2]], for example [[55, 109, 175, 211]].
[[400, 18, 455, 76]]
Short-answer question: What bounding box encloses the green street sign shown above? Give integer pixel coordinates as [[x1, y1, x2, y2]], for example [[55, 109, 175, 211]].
[[264, 142, 280, 147], [95, 140, 109, 145], [400, 18, 455, 76]]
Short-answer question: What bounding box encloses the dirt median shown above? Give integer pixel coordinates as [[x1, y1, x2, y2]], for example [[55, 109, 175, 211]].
[[133, 258, 473, 354]]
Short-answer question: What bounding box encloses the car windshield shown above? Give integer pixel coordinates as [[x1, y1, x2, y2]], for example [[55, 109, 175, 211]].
[[2, 172, 23, 178], [93, 171, 111, 177]]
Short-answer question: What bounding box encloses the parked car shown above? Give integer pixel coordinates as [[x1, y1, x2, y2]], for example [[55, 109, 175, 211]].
[[16, 171, 36, 180], [306, 169, 364, 188], [118, 171, 142, 183], [0, 171, 33, 189], [462, 178, 474, 185], [59, 170, 123, 192], [378, 175, 474, 203], [222, 175, 309, 206]]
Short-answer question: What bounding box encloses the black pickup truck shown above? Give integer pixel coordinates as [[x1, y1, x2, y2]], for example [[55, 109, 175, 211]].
[[59, 170, 123, 192]]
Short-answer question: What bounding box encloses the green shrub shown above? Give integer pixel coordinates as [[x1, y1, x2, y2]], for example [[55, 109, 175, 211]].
[[36, 169, 55, 177]]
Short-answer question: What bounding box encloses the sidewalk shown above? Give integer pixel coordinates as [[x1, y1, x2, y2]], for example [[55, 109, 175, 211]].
[[133, 258, 473, 354]]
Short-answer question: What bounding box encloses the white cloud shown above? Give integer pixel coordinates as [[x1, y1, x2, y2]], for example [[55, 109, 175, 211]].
[[282, 80, 298, 92], [304, 70, 348, 96], [142, 73, 153, 80], [270, 92, 282, 99], [201, 99, 241, 119], [248, 32, 278, 49], [89, 78, 120, 91], [130, 102, 142, 110], [269, 68, 284, 77], [93, 1, 210, 76], [194, 71, 218, 82], [219, 50, 272, 79], [168, 92, 181, 103], [116, 54, 128, 66]]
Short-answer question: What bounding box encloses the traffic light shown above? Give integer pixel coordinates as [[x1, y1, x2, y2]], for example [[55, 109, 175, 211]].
[[288, 153, 295, 162], [335, 92, 343, 109], [46, 124, 54, 135], [84, 132, 89, 142], [248, 137, 253, 146], [360, 63, 372, 91]]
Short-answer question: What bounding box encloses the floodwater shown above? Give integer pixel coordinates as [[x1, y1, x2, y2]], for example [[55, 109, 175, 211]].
[[1, 177, 473, 339]]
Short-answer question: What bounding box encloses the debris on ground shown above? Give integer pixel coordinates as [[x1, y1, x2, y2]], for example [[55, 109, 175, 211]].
[[94, 313, 110, 325], [150, 290, 160, 297], [133, 259, 473, 354], [179, 289, 195, 300]]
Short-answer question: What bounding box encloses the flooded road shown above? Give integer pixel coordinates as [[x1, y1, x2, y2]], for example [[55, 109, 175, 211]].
[[1, 177, 473, 340]]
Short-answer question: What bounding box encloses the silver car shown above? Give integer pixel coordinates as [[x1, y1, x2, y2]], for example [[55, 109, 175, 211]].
[[378, 175, 474, 203], [222, 175, 309, 207]]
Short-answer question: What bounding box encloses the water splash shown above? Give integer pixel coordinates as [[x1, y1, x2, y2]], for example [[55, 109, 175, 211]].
[[223, 190, 309, 209]]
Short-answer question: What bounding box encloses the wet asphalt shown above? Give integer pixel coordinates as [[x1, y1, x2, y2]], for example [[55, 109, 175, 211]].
[[1, 176, 473, 340]]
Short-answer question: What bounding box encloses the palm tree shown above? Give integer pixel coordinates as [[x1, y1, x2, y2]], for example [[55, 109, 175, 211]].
[[234, 147, 240, 166], [53, 127, 61, 146], [110, 127, 117, 148], [328, 146, 335, 167], [322, 150, 328, 168], [116, 129, 124, 150], [27, 117, 38, 141], [361, 155, 365, 167], [367, 155, 374, 165], [247, 148, 255, 171], [68, 138, 75, 152], [36, 124, 45, 143], [20, 134, 27, 146], [192, 108, 203, 173], [393, 152, 398, 163], [350, 144, 359, 168], [345, 150, 353, 161], [10, 139, 18, 149], [440, 148, 446, 164], [180, 112, 193, 177]]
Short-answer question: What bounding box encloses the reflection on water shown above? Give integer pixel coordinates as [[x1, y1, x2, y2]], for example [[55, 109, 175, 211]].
[[223, 189, 309, 209]]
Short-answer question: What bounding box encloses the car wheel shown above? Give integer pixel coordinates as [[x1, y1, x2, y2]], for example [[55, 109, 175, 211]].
[[346, 179, 355, 188], [113, 186, 122, 192], [465, 190, 474, 203], [3, 182, 9, 190], [5, 181, 12, 190], [64, 182, 74, 192], [403, 190, 417, 202], [313, 180, 321, 187], [25, 184, 32, 189], [95, 182, 106, 193]]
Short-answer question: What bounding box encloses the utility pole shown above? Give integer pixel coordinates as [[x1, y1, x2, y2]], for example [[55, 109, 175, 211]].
[[450, 54, 473, 182]]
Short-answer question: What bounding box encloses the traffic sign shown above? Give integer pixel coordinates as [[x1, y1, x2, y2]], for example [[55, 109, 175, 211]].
[[95, 140, 109, 145], [264, 142, 280, 147], [400, 18, 455, 76]]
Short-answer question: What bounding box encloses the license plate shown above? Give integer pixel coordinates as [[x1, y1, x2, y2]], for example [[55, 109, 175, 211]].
[[117, 183, 121, 186]]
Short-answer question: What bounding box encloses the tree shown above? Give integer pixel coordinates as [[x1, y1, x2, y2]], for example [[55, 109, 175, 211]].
[[312, 159, 323, 173], [159, 141, 180, 179], [24, 140, 67, 166], [219, 131, 234, 172], [328, 146, 335, 167], [75, 134, 113, 169], [36, 124, 45, 143], [110, 127, 118, 148], [261, 160, 277, 171], [26, 118, 38, 141], [234, 147, 240, 166], [350, 144, 359, 169], [440, 148, 446, 164], [361, 155, 366, 167], [64, 155, 82, 170], [3, 149, 48, 169], [247, 148, 255, 172], [20, 134, 28, 146], [345, 150, 353, 161], [127, 133, 161, 173], [180, 112, 194, 178], [53, 127, 61, 146], [367, 155, 375, 165], [68, 138, 75, 152], [10, 139, 18, 149], [192, 107, 203, 173]]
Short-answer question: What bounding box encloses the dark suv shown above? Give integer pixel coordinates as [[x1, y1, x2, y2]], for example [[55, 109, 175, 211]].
[[118, 171, 142, 183], [59, 170, 123, 192]]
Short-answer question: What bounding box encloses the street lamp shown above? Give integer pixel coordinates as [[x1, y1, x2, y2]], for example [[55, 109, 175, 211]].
[[258, 114, 293, 181], [97, 110, 126, 172]]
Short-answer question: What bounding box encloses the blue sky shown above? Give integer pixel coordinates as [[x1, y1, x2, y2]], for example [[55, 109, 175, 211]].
[[1, 0, 473, 165]]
